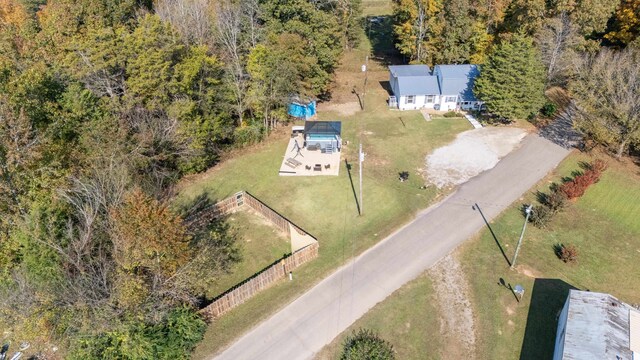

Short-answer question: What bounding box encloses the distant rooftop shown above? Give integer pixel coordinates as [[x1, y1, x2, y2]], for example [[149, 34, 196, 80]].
[[560, 290, 638, 360], [388, 65, 431, 77]]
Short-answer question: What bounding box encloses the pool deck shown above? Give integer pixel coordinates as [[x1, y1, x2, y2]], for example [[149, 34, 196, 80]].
[[279, 134, 341, 176]]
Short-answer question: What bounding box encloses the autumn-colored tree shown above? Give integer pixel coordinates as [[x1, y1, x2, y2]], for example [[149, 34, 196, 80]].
[[110, 188, 190, 308], [0, 0, 28, 27], [605, 0, 640, 46], [392, 0, 444, 65]]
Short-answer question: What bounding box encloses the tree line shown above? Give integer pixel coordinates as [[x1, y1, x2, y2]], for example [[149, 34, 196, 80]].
[[393, 0, 640, 158], [0, 0, 361, 358]]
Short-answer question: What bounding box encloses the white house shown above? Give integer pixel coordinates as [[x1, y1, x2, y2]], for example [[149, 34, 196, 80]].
[[553, 290, 640, 360], [388, 64, 482, 111]]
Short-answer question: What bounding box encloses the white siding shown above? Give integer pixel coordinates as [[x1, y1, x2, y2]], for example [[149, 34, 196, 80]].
[[438, 95, 458, 111], [397, 94, 440, 110]]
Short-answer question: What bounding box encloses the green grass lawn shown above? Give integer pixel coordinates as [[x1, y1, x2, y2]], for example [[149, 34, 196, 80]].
[[314, 274, 442, 360], [187, 112, 469, 359], [184, 22, 471, 359], [309, 151, 640, 360], [461, 152, 640, 360], [205, 210, 291, 299]]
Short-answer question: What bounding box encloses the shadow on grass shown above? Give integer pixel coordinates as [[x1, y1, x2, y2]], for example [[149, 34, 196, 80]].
[[345, 159, 361, 215], [198, 250, 293, 309], [474, 203, 511, 266], [379, 80, 393, 96], [519, 279, 578, 360]]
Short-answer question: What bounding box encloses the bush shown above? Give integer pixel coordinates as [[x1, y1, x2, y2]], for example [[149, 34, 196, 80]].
[[559, 159, 608, 199], [340, 329, 395, 360], [443, 111, 461, 118], [538, 189, 567, 213], [589, 159, 608, 173], [529, 205, 554, 228], [233, 123, 265, 146], [554, 243, 578, 263], [70, 307, 206, 360], [540, 102, 557, 117]]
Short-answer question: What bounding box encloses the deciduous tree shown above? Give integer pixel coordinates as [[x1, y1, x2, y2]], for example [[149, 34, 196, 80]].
[[536, 12, 581, 86], [570, 48, 640, 157]]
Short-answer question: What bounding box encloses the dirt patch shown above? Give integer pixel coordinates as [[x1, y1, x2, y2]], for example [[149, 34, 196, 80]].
[[516, 264, 543, 278], [425, 127, 527, 188], [317, 101, 361, 116], [428, 255, 477, 360]]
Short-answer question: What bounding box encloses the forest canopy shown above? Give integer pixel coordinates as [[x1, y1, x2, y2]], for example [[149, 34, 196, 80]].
[[0, 0, 362, 357]]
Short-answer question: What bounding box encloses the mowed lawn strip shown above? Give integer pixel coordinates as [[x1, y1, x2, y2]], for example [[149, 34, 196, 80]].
[[185, 30, 472, 359], [461, 151, 640, 360], [314, 274, 442, 360]]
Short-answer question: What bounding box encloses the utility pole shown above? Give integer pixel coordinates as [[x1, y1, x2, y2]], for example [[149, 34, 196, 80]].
[[511, 205, 533, 269], [359, 143, 364, 216], [361, 55, 369, 111]]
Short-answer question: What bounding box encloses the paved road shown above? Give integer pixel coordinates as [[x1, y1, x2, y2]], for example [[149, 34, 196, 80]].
[[213, 134, 570, 360]]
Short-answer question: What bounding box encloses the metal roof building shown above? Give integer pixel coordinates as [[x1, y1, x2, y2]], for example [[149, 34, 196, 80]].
[[433, 64, 480, 102], [395, 76, 440, 96], [388, 65, 431, 77], [553, 290, 640, 360]]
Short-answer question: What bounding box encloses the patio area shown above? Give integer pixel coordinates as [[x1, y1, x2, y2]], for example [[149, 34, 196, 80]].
[[279, 134, 341, 176]]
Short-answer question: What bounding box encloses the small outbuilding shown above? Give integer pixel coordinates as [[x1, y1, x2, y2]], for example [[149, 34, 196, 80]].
[[553, 289, 640, 360], [303, 121, 341, 153]]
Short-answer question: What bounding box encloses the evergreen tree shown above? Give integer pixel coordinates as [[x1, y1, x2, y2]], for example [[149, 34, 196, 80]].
[[474, 33, 546, 120], [439, 0, 473, 63]]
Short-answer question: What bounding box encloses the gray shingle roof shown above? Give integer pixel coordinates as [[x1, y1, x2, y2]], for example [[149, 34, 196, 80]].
[[396, 76, 440, 96], [560, 290, 635, 360], [389, 65, 431, 77], [435, 64, 480, 101]]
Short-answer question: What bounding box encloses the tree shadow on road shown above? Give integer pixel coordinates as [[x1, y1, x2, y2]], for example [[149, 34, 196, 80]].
[[474, 203, 511, 266]]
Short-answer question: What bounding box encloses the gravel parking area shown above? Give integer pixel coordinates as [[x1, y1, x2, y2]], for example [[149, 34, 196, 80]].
[[425, 127, 527, 188]]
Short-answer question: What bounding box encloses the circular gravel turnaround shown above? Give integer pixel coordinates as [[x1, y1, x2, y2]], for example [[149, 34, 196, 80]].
[[426, 127, 527, 188]]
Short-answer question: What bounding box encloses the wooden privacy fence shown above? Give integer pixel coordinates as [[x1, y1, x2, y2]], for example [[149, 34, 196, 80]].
[[184, 192, 244, 229], [200, 242, 319, 319], [190, 191, 319, 320]]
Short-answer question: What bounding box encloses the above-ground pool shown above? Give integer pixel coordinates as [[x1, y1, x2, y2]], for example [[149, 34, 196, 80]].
[[307, 134, 337, 141]]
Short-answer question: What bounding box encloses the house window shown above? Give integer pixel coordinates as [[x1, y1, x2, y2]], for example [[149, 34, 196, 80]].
[[426, 95, 435, 103], [445, 96, 457, 103], [405, 95, 415, 104]]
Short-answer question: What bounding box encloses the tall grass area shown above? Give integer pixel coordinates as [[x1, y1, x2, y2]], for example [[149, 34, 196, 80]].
[[185, 16, 471, 358], [461, 152, 640, 360]]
